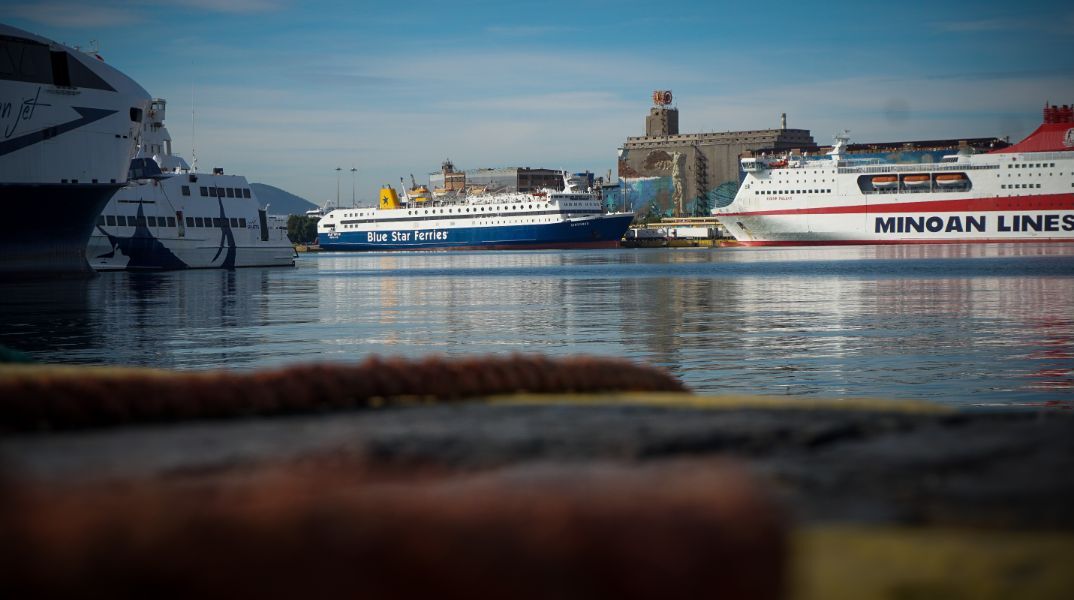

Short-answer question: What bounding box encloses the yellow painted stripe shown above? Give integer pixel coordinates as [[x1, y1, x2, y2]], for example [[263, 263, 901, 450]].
[[485, 392, 952, 414], [792, 525, 1074, 600]]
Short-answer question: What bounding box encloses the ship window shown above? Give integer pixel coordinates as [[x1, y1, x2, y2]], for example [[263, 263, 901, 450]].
[[195, 217, 204, 227], [96, 215, 105, 226], [226, 188, 235, 198], [69, 54, 114, 90], [230, 218, 238, 227], [106, 215, 116, 226], [181, 185, 190, 196], [147, 216, 157, 227], [167, 217, 176, 227], [199, 186, 207, 196], [186, 217, 194, 227], [0, 38, 52, 85], [49, 50, 71, 86], [213, 218, 224, 227], [243, 189, 251, 198], [118, 215, 129, 226], [239, 218, 247, 227], [136, 216, 147, 227]]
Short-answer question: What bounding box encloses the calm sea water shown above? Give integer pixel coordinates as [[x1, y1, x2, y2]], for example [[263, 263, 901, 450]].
[[2, 245, 1073, 407]]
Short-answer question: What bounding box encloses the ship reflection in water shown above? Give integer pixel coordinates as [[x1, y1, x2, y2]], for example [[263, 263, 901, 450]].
[[1, 244, 1072, 407]]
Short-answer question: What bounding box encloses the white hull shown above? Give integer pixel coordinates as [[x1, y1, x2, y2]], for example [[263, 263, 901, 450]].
[[722, 207, 1074, 245], [88, 172, 294, 270], [89, 237, 296, 270]]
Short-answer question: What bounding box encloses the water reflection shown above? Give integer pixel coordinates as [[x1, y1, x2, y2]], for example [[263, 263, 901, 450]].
[[1, 245, 1072, 406]]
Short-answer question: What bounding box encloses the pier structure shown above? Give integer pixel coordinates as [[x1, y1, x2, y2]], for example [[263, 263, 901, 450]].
[[617, 91, 816, 218]]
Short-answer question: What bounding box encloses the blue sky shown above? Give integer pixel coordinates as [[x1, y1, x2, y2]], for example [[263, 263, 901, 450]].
[[8, 0, 1074, 205]]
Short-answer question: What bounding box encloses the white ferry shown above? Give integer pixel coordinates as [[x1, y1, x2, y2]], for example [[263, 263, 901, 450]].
[[86, 98, 295, 270], [1, 25, 150, 277], [714, 104, 1074, 245], [317, 173, 635, 251]]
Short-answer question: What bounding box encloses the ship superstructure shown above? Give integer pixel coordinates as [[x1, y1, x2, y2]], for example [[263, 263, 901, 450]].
[[317, 173, 635, 251], [714, 104, 1074, 245]]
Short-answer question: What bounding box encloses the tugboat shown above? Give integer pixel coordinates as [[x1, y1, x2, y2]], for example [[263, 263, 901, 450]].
[[86, 99, 295, 270], [0, 24, 151, 278]]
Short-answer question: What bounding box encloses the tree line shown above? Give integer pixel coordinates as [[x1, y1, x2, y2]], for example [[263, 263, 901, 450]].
[[286, 215, 319, 244]]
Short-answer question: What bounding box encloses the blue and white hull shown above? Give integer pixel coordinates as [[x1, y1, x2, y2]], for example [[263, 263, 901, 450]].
[[319, 213, 635, 251]]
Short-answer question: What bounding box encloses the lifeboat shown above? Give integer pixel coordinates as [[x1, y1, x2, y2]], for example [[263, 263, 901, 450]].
[[935, 173, 968, 186], [902, 175, 930, 187], [871, 175, 898, 189], [768, 159, 788, 169]]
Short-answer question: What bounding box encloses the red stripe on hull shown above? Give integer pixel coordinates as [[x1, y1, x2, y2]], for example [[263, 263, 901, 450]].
[[722, 238, 1074, 247], [718, 193, 1074, 217]]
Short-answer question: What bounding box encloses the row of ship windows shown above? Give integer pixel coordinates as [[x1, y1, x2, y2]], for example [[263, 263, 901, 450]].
[[339, 208, 601, 226], [343, 202, 591, 218], [97, 215, 248, 228], [1008, 163, 1056, 169], [179, 185, 252, 199], [756, 189, 832, 195], [339, 218, 562, 230], [1002, 184, 1043, 189], [405, 203, 594, 215]]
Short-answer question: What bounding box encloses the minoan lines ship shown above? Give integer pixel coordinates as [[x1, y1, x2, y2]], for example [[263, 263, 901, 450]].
[[317, 173, 635, 251], [713, 103, 1074, 245], [0, 25, 150, 277]]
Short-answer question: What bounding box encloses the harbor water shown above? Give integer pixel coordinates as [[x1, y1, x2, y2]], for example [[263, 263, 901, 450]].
[[2, 244, 1072, 408]]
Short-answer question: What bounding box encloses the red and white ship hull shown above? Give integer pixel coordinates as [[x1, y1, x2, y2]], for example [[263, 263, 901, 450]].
[[715, 107, 1074, 246]]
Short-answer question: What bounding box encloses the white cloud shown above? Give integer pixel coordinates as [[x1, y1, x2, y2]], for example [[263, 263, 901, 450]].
[[929, 18, 1019, 33], [6, 3, 144, 28], [485, 25, 576, 36], [929, 15, 1074, 35], [153, 0, 289, 13]]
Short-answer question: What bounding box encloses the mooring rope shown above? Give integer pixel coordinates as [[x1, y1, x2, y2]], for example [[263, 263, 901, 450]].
[[0, 355, 687, 432]]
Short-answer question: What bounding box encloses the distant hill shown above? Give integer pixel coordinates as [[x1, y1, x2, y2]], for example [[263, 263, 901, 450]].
[[250, 183, 319, 216]]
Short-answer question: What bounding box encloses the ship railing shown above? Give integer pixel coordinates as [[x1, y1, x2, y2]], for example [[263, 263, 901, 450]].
[[1015, 151, 1074, 161], [839, 163, 1000, 175]]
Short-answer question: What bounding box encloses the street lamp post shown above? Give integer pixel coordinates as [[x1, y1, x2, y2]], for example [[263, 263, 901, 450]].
[[351, 167, 357, 207], [335, 167, 342, 207]]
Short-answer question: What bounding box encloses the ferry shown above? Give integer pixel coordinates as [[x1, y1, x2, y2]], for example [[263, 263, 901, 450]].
[[713, 103, 1074, 245], [86, 98, 295, 270], [0, 25, 150, 277], [317, 173, 635, 251]]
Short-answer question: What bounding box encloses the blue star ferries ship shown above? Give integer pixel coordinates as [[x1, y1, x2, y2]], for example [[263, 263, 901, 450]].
[[316, 173, 635, 251]]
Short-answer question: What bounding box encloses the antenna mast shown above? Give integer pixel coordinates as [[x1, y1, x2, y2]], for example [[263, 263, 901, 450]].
[[190, 75, 197, 173]]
